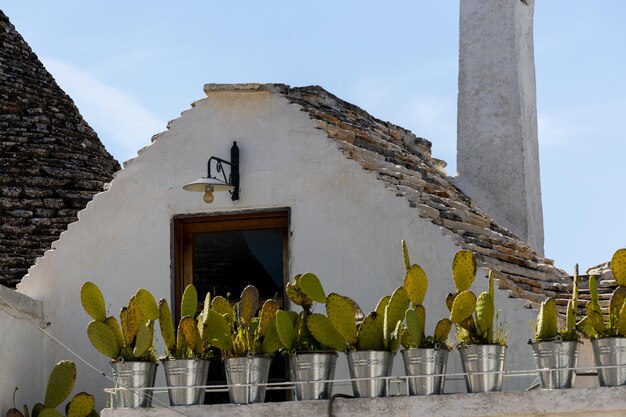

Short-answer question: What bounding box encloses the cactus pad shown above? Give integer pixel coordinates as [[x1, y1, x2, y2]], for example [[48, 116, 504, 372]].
[[326, 293, 358, 346], [286, 274, 312, 308], [261, 318, 283, 354], [158, 299, 176, 354], [307, 313, 347, 351], [404, 265, 428, 305], [617, 302, 626, 337], [299, 273, 327, 304], [452, 250, 476, 292], [239, 285, 260, 326], [384, 287, 410, 348], [37, 410, 63, 417], [402, 240, 411, 271], [357, 312, 384, 351], [87, 320, 120, 359], [258, 299, 280, 337], [475, 291, 494, 337], [211, 296, 232, 316], [44, 360, 76, 408], [375, 295, 390, 316], [275, 310, 296, 350], [434, 318, 452, 344], [611, 249, 626, 286], [135, 289, 160, 321], [104, 316, 124, 350], [204, 309, 233, 352], [179, 315, 199, 351], [565, 299, 576, 338], [611, 287, 626, 318], [80, 282, 107, 322], [404, 308, 422, 348], [125, 294, 144, 343], [180, 285, 198, 318], [450, 290, 476, 324], [133, 320, 154, 358], [576, 315, 598, 338], [535, 297, 558, 341], [66, 393, 95, 417]]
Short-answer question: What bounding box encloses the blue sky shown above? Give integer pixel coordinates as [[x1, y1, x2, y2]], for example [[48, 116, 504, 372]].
[[3, 1, 625, 273]]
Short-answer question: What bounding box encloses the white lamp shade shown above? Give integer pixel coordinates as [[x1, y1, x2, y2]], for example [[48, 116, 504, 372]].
[[183, 177, 234, 192]]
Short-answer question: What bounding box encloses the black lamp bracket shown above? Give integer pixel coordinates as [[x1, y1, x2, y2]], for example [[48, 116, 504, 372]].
[[207, 141, 240, 200]]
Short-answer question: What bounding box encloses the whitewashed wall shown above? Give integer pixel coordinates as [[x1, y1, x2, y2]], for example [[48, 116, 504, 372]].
[[17, 87, 538, 408], [0, 285, 47, 411]]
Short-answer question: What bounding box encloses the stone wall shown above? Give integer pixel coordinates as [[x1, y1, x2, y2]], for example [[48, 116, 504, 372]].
[[0, 11, 120, 287]]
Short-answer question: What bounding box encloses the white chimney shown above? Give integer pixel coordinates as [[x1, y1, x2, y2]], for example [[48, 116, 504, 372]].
[[455, 0, 544, 255]]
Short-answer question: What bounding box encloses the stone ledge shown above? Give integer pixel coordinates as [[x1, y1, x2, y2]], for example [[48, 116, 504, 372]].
[[101, 386, 626, 417], [0, 284, 45, 324]]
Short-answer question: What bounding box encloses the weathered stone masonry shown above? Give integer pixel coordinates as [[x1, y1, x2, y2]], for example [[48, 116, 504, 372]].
[[0, 11, 120, 288]]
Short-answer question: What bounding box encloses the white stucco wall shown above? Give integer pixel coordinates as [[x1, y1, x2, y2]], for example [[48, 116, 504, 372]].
[[456, 0, 544, 255], [0, 285, 47, 411], [17, 87, 539, 408]]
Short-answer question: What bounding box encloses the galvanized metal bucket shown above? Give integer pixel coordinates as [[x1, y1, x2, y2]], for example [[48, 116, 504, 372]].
[[591, 337, 626, 387], [224, 356, 271, 404], [346, 350, 394, 398], [530, 340, 580, 389], [110, 361, 158, 408], [458, 344, 506, 393], [162, 358, 210, 406], [289, 352, 337, 400], [401, 347, 448, 395]]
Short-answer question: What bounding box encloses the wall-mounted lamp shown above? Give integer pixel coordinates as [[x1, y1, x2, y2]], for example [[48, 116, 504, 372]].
[[183, 141, 240, 203]]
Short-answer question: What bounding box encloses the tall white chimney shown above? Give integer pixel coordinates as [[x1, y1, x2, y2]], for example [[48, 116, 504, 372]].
[[456, 0, 544, 255]]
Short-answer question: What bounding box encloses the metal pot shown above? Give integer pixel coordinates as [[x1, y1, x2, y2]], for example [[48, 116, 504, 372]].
[[458, 344, 506, 393], [223, 356, 271, 404], [162, 358, 210, 405], [289, 352, 337, 400], [591, 337, 626, 387], [401, 347, 448, 395], [530, 340, 580, 389], [346, 350, 394, 398], [110, 361, 158, 408]]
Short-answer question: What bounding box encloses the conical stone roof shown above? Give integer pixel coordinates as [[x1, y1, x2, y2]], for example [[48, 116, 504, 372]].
[[0, 10, 120, 288]]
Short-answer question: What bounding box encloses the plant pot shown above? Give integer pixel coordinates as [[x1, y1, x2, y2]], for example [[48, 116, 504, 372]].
[[401, 347, 448, 395], [530, 340, 580, 389], [110, 360, 158, 408], [458, 344, 506, 393], [289, 352, 337, 400], [591, 337, 626, 387], [346, 350, 394, 398], [162, 358, 210, 406], [224, 356, 271, 404]]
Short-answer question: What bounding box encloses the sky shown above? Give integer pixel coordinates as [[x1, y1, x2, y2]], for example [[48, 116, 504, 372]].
[[2, 1, 625, 274]]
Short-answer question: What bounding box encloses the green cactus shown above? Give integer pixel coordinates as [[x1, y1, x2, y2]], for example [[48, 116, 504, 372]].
[[202, 285, 282, 357], [402, 240, 411, 271], [12, 362, 97, 417], [357, 312, 385, 351], [383, 287, 410, 349], [535, 298, 559, 340], [404, 265, 428, 306], [80, 282, 157, 361], [433, 318, 452, 344], [326, 293, 359, 346], [578, 249, 626, 338], [158, 299, 176, 355], [452, 249, 476, 292], [180, 284, 199, 318], [448, 251, 506, 345], [307, 313, 347, 352], [299, 273, 327, 304]]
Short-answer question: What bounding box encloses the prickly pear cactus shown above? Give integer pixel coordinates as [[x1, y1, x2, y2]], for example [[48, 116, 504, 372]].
[[404, 265, 428, 305], [450, 290, 476, 324], [299, 273, 327, 304], [452, 250, 476, 292], [158, 299, 176, 355], [307, 313, 347, 352], [384, 287, 409, 350], [612, 249, 626, 286], [475, 291, 494, 339], [180, 285, 198, 318], [402, 240, 411, 271], [80, 282, 106, 322], [44, 361, 76, 409], [87, 320, 120, 359], [326, 293, 359, 346], [535, 298, 558, 341], [66, 393, 95, 417], [434, 318, 452, 344], [357, 312, 384, 351], [275, 310, 297, 350]]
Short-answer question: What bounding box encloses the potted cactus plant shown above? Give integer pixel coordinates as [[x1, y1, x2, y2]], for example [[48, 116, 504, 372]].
[[307, 286, 409, 398], [529, 265, 580, 389], [158, 284, 212, 406], [272, 272, 338, 400], [7, 360, 98, 417], [400, 241, 452, 396], [447, 250, 507, 393], [202, 284, 281, 404], [577, 248, 626, 387], [80, 282, 159, 407]]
